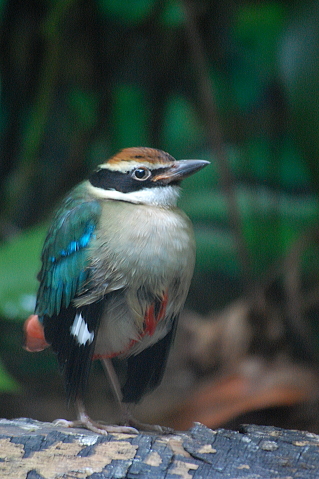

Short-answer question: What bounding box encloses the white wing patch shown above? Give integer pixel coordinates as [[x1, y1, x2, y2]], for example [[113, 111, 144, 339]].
[[70, 313, 94, 346]]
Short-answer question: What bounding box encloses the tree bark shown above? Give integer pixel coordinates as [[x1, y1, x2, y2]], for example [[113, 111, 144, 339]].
[[0, 417, 319, 478]]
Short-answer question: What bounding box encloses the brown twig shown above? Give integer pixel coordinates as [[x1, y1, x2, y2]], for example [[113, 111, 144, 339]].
[[181, 0, 252, 289]]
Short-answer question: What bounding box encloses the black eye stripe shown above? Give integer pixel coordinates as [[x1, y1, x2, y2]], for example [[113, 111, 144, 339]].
[[89, 167, 171, 193]]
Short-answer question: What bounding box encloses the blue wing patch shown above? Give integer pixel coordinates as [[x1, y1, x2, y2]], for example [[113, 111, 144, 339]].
[[49, 221, 96, 261], [35, 184, 102, 319]]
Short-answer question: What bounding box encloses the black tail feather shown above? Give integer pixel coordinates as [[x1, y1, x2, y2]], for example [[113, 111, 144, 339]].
[[120, 317, 178, 403]]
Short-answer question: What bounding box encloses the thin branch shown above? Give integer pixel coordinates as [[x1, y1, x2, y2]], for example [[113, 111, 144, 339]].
[[181, 0, 252, 289]]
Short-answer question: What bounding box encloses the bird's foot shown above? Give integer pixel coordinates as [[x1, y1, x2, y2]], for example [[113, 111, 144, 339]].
[[122, 414, 174, 434], [53, 417, 138, 436]]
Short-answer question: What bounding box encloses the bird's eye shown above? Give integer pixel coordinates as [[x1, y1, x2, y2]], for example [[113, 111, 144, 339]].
[[131, 167, 151, 181]]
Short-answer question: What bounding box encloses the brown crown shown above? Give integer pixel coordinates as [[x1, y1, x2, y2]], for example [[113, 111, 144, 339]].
[[105, 147, 175, 166]]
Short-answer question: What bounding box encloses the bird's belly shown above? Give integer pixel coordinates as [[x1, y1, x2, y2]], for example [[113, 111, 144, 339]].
[[91, 202, 195, 358], [94, 298, 170, 359]]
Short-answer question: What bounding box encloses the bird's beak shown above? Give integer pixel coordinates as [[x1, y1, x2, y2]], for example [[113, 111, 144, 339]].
[[153, 159, 210, 184]]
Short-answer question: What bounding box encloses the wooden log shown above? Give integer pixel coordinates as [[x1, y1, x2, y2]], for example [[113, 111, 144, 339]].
[[0, 417, 319, 478]]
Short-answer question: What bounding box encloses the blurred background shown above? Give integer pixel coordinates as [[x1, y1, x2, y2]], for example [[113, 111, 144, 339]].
[[2, 0, 319, 433]]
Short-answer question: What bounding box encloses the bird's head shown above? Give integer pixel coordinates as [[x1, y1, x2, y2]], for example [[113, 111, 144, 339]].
[[88, 147, 209, 206]]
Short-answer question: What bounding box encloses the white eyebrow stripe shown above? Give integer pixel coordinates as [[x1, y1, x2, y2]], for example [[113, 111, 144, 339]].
[[70, 313, 94, 346], [86, 183, 180, 206], [98, 162, 170, 172]]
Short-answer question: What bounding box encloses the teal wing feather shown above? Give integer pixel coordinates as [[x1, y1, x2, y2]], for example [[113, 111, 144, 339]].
[[35, 184, 102, 319]]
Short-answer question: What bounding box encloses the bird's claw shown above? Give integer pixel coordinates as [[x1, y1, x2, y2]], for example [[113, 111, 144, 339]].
[[123, 416, 174, 434], [53, 418, 76, 427], [53, 418, 138, 436]]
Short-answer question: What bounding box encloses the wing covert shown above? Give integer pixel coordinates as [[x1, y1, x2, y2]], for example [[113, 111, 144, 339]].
[[35, 186, 102, 319]]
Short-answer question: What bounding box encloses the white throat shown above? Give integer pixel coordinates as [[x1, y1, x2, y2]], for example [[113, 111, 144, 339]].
[[87, 183, 180, 207]]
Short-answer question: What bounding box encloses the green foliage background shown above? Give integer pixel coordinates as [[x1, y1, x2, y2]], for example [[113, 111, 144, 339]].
[[1, 0, 319, 398]]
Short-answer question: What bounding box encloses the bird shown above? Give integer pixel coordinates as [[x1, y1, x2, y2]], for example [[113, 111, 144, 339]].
[[24, 147, 209, 435]]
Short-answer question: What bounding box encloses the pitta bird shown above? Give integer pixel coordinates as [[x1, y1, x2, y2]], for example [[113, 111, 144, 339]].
[[24, 147, 209, 434]]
